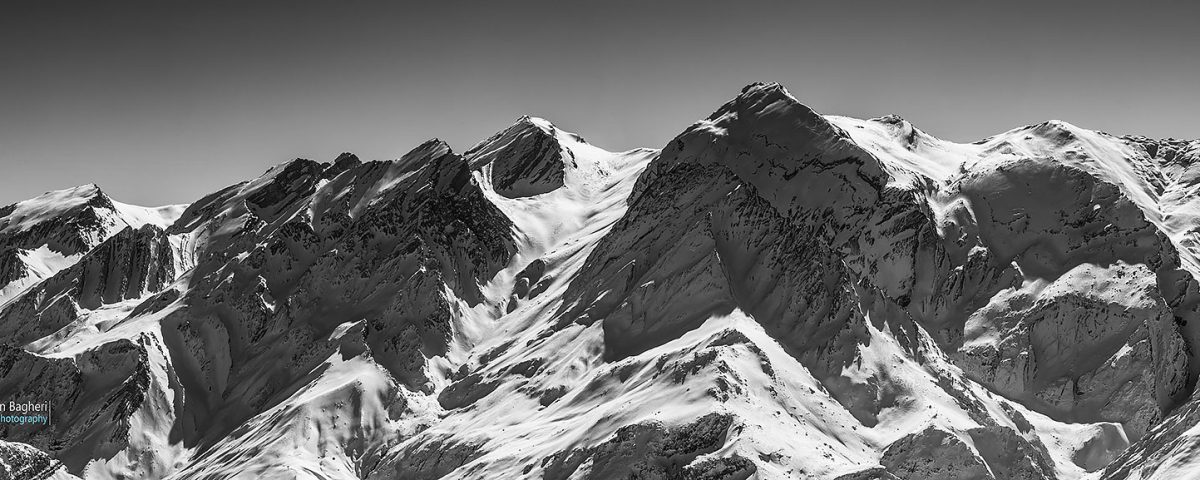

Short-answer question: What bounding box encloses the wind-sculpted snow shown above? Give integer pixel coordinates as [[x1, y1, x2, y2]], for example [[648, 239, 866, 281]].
[[2, 82, 1200, 479]]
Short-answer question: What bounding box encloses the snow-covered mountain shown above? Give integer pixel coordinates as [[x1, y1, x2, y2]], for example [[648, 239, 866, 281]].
[[2, 83, 1200, 479]]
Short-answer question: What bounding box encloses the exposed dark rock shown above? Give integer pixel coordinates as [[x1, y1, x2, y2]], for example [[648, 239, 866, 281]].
[[466, 117, 570, 198], [542, 413, 736, 480]]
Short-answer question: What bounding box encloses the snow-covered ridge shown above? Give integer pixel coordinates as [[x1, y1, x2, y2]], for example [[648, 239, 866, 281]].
[[0, 184, 105, 236], [111, 201, 186, 230], [1, 83, 1200, 479], [0, 184, 187, 308]]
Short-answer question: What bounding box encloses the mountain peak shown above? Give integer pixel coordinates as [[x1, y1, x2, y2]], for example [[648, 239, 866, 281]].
[[466, 117, 573, 198], [0, 182, 137, 266], [686, 83, 872, 170], [322, 152, 362, 179], [332, 152, 359, 165], [729, 81, 796, 107], [514, 115, 552, 130], [706, 82, 841, 142], [484, 116, 558, 144], [726, 82, 807, 114], [46, 183, 106, 202], [517, 116, 594, 146], [1015, 119, 1089, 138], [867, 114, 931, 149], [0, 184, 114, 235], [404, 138, 453, 161], [76, 182, 102, 194], [739, 81, 787, 95], [260, 154, 363, 184], [630, 82, 888, 232], [387, 138, 457, 176]]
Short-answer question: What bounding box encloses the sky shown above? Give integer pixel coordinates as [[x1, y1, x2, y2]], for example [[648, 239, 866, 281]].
[[1, 1, 1197, 206]]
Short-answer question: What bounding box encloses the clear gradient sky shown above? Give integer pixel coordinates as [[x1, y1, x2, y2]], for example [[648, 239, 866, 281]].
[[1, 1, 1197, 206]]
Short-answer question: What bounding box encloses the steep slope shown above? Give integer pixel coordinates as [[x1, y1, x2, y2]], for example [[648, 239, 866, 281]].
[[834, 113, 1200, 434], [489, 83, 1081, 479], [0, 440, 77, 479], [0, 184, 186, 307], [2, 185, 127, 305], [355, 84, 1158, 480], [1089, 138, 1200, 480], [154, 125, 655, 479], [0, 224, 179, 346], [148, 142, 519, 479], [360, 119, 658, 479], [2, 140, 523, 477], [467, 116, 576, 198], [382, 85, 1195, 479], [0, 185, 189, 479]]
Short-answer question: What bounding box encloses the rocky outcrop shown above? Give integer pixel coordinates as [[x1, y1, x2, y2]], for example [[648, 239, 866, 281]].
[[933, 158, 1194, 438], [0, 185, 126, 257], [833, 467, 901, 480], [155, 140, 517, 455], [542, 413, 740, 480], [847, 426, 1052, 480], [1098, 394, 1200, 479], [0, 339, 151, 474], [0, 224, 177, 345], [563, 84, 887, 363], [877, 427, 993, 480], [556, 84, 953, 435], [0, 248, 26, 288], [0, 441, 70, 480], [0, 185, 139, 307], [367, 436, 485, 480]]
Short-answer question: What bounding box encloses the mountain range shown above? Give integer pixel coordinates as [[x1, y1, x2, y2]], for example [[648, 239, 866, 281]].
[[2, 83, 1200, 479]]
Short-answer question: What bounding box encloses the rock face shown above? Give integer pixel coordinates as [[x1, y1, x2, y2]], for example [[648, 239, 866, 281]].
[[842, 425, 1057, 480], [0, 338, 156, 475], [0, 224, 177, 345], [541, 413, 750, 480], [564, 83, 885, 365], [466, 116, 573, 198], [0, 440, 71, 479], [0, 185, 124, 258], [0, 184, 182, 309], [0, 186, 130, 307], [153, 138, 517, 464], [935, 157, 1194, 439], [878, 427, 993, 480], [3, 83, 1200, 479]]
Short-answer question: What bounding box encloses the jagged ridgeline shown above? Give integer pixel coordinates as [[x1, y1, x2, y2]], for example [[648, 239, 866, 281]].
[[1, 83, 1200, 479]]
